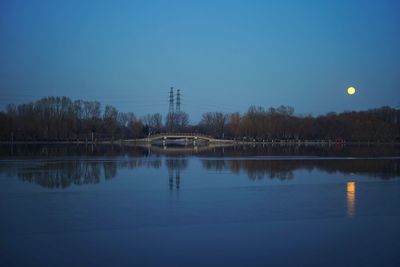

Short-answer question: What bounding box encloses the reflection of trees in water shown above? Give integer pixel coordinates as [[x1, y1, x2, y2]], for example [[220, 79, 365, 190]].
[[166, 159, 188, 190], [202, 160, 294, 180], [18, 161, 102, 188], [234, 161, 294, 180], [202, 159, 400, 180], [7, 158, 162, 189], [2, 144, 400, 159], [195, 145, 400, 158], [103, 162, 117, 180], [1, 146, 399, 189], [313, 159, 400, 179], [0, 144, 151, 158]]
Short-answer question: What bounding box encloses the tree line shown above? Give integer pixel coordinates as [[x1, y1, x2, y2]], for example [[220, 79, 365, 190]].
[[199, 105, 400, 142], [0, 97, 151, 140], [0, 96, 399, 142]]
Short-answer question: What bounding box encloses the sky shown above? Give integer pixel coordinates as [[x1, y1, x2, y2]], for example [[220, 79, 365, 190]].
[[0, 0, 399, 122]]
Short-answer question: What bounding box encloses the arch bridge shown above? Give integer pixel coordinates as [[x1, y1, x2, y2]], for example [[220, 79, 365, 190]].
[[147, 133, 215, 143]]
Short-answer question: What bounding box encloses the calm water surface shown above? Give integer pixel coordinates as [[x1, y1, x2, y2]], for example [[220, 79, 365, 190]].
[[1, 145, 400, 266]]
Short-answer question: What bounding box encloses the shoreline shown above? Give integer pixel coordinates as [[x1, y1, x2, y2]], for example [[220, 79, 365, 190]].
[[1, 140, 399, 146]]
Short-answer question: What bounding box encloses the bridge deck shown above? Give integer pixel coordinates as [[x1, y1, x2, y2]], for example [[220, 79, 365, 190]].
[[124, 133, 235, 144], [147, 133, 215, 142]]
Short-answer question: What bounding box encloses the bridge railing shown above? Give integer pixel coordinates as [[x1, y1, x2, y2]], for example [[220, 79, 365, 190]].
[[148, 133, 215, 140]]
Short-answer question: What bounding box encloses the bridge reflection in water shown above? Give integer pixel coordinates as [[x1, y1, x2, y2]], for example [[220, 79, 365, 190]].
[[347, 181, 356, 218]]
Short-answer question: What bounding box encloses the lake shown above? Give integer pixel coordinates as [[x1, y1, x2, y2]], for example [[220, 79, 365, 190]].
[[1, 144, 400, 266]]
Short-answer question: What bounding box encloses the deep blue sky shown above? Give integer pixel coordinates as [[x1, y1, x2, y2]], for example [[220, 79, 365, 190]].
[[1, 0, 399, 122]]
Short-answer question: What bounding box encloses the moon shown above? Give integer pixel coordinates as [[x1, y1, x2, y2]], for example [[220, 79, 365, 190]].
[[347, 87, 356, 95]]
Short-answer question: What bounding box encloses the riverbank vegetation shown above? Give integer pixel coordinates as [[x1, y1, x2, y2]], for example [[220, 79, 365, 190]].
[[0, 96, 399, 142]]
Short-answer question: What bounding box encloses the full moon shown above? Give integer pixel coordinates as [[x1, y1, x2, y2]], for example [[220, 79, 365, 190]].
[[347, 87, 356, 95]]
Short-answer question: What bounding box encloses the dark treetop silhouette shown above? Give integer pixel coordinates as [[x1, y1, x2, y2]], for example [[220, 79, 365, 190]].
[[1, 96, 399, 142]]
